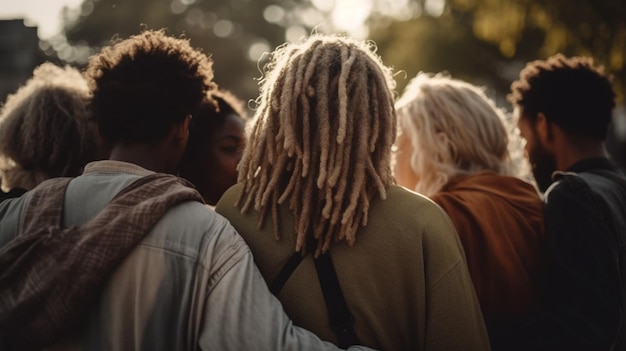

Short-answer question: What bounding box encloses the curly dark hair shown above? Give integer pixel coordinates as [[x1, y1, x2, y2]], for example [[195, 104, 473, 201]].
[[509, 54, 616, 140], [85, 29, 216, 144]]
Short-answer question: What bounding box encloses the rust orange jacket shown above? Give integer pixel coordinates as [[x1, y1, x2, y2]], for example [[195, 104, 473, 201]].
[[431, 171, 544, 320]]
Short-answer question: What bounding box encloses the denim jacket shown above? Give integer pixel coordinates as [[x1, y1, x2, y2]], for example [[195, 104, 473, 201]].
[[0, 161, 372, 351]]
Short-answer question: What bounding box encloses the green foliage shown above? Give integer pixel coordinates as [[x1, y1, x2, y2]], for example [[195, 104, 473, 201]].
[[371, 0, 626, 104], [59, 0, 626, 106], [370, 15, 517, 103]]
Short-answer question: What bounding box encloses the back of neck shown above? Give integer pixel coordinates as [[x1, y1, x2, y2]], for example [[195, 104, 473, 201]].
[[108, 143, 176, 174]]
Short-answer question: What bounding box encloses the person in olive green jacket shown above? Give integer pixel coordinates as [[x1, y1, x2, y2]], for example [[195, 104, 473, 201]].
[[216, 33, 490, 351]]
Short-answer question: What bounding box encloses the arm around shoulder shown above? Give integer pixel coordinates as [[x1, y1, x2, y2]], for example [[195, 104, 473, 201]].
[[196, 222, 375, 350]]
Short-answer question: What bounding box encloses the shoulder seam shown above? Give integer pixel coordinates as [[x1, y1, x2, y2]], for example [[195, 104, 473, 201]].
[[430, 258, 464, 289]]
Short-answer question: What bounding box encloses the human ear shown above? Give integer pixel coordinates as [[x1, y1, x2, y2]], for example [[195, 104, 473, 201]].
[[174, 114, 192, 145], [536, 112, 555, 149]]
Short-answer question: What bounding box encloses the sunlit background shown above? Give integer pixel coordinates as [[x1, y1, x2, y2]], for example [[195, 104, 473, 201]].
[[0, 0, 624, 124], [0, 0, 84, 39], [0, 0, 437, 64]]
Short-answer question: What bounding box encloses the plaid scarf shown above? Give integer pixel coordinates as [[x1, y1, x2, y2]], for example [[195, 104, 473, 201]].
[[0, 173, 204, 349]]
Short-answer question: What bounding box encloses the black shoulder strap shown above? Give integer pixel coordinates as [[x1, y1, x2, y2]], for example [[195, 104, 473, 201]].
[[314, 252, 359, 348], [270, 247, 359, 348], [270, 252, 305, 296]]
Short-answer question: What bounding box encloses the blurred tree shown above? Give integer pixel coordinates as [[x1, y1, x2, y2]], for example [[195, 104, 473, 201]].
[[58, 0, 314, 103], [370, 15, 520, 105], [370, 0, 626, 103], [453, 0, 625, 99], [370, 0, 626, 167], [53, 0, 625, 109]]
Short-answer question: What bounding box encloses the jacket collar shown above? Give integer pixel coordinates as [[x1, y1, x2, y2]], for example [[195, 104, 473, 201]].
[[565, 157, 617, 174]]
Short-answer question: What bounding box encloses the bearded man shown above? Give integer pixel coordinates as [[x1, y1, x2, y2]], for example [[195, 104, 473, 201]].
[[503, 54, 625, 351]]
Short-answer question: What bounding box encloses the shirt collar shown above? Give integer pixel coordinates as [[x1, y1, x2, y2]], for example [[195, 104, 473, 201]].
[[565, 157, 617, 174], [82, 160, 155, 176]]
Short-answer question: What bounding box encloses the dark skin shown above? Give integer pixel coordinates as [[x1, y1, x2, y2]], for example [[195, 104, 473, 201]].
[[108, 115, 191, 174], [184, 112, 245, 205], [516, 110, 607, 187], [516, 112, 558, 192]]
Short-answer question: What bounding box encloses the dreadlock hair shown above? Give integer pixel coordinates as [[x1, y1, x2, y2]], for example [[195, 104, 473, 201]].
[[237, 34, 397, 256], [509, 54, 616, 141], [395, 73, 526, 196], [0, 63, 96, 191], [85, 29, 216, 145]]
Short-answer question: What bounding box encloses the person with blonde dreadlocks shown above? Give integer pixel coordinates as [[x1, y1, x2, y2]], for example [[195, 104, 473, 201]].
[[215, 34, 490, 351]]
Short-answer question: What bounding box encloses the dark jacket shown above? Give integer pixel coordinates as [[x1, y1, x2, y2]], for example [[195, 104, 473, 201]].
[[493, 157, 626, 351]]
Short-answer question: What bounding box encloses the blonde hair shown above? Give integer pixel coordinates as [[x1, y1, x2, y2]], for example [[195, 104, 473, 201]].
[[237, 34, 397, 255], [395, 73, 526, 196], [0, 63, 94, 191]]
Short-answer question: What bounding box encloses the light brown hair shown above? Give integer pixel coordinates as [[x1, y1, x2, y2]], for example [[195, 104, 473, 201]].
[[0, 63, 95, 191]]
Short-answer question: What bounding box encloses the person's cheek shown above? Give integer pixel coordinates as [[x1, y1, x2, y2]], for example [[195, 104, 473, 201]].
[[220, 153, 239, 178], [395, 151, 412, 186], [229, 156, 239, 176]]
